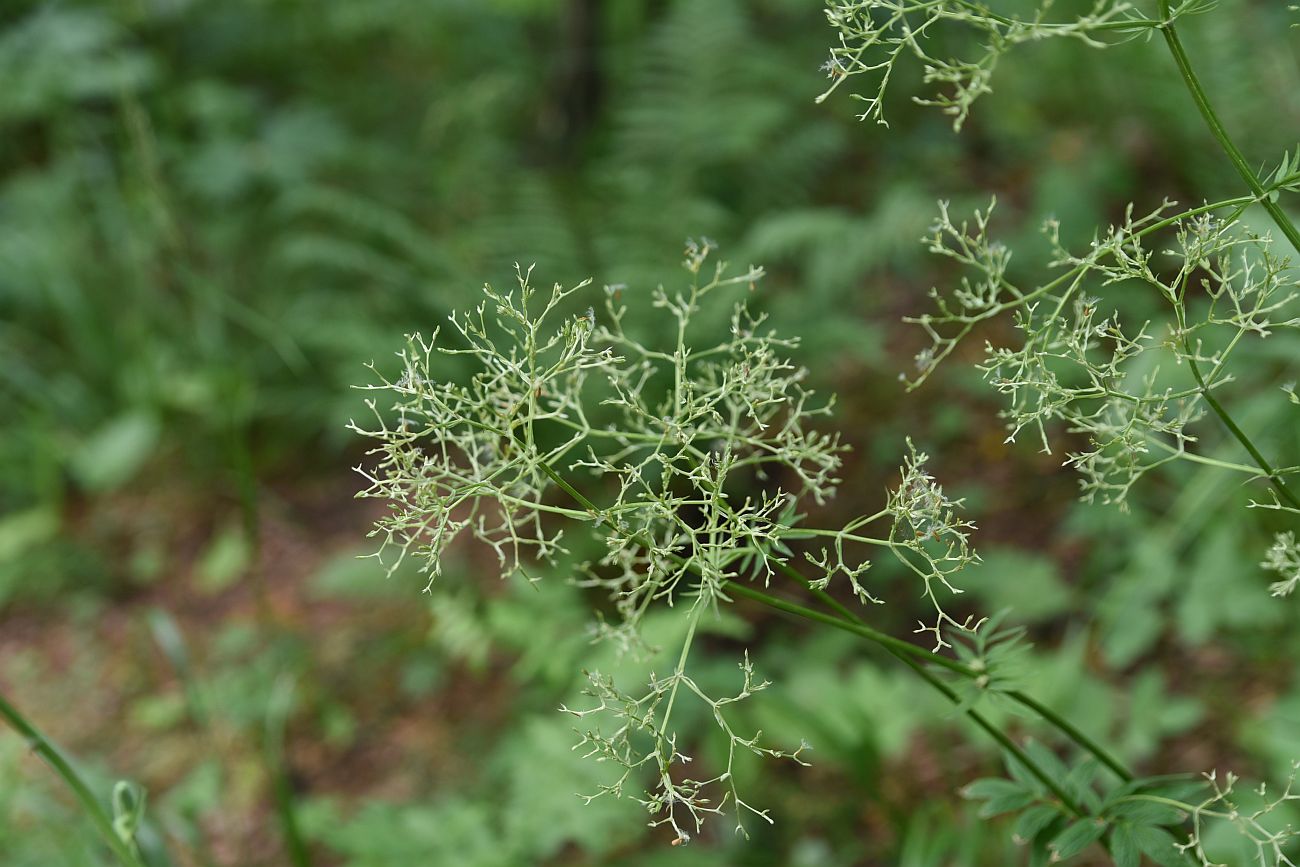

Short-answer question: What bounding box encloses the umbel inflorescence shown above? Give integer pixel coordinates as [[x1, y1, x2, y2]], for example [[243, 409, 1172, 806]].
[[824, 0, 1300, 600], [915, 197, 1300, 514], [351, 242, 980, 841]]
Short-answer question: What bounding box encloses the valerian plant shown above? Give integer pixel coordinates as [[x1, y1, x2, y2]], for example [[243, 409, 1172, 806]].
[[347, 0, 1300, 864], [359, 234, 1242, 860], [824, 0, 1300, 590], [824, 0, 1300, 863], [351, 243, 993, 842]]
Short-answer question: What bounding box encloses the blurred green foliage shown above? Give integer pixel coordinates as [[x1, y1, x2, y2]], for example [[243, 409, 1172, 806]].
[[1, 0, 1299, 864]]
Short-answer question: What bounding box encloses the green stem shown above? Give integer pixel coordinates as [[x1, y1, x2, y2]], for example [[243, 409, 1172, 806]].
[[1156, 2, 1300, 257], [769, 561, 1133, 783], [541, 458, 1091, 812], [656, 599, 705, 764], [952, 0, 1160, 32], [705, 473, 1121, 803], [535, 436, 1121, 822], [893, 642, 1087, 816], [1004, 690, 1130, 782], [722, 580, 972, 677], [537, 456, 965, 674], [1156, 1, 1300, 512], [1187, 352, 1300, 510], [724, 581, 1086, 815], [0, 690, 146, 867]]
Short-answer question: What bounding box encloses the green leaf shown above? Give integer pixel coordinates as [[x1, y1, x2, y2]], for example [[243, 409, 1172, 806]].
[[962, 778, 1029, 802], [1049, 818, 1106, 860], [311, 547, 396, 598], [0, 507, 59, 563], [1110, 775, 1207, 805], [1106, 799, 1186, 827], [196, 523, 252, 592], [71, 412, 160, 492], [1177, 524, 1280, 642], [1098, 538, 1174, 667], [147, 608, 208, 726], [1140, 780, 1209, 804], [1012, 804, 1061, 845], [962, 547, 1072, 622], [1007, 741, 1070, 795], [1028, 838, 1052, 867], [128, 692, 187, 730], [1110, 824, 1140, 867], [979, 789, 1036, 817], [1064, 758, 1103, 813], [1132, 825, 1190, 867], [1119, 671, 1203, 761], [1064, 758, 1099, 793]]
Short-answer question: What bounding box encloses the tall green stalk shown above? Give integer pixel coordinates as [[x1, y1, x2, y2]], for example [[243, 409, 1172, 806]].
[[0, 689, 146, 867], [760, 560, 1133, 783], [724, 581, 1089, 815], [1156, 1, 1300, 257], [1156, 0, 1300, 511]]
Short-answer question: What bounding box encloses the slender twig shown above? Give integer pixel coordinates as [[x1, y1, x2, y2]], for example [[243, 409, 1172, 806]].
[[722, 580, 973, 676], [1155, 0, 1300, 512], [723, 581, 1087, 815], [1156, 1, 1300, 257], [1186, 350, 1300, 510], [764, 559, 1134, 783], [0, 689, 146, 867]]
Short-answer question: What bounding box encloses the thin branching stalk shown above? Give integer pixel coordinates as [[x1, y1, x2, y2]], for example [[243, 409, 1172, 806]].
[[725, 581, 1089, 816], [835, 2, 1300, 598], [1155, 0, 1300, 257], [770, 559, 1134, 783], [1155, 0, 1300, 512]]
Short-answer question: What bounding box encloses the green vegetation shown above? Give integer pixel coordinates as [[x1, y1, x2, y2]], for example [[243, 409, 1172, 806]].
[[2, 0, 1299, 864]]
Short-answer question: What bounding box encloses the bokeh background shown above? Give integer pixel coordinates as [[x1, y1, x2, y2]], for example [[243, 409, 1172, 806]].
[[2, 1, 1299, 864]]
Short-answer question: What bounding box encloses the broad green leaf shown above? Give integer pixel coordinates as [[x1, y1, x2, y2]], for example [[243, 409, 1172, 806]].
[[1110, 824, 1140, 867], [1132, 825, 1191, 867], [1007, 741, 1071, 795], [1049, 818, 1106, 860], [0, 507, 58, 563], [71, 412, 160, 492], [1178, 524, 1281, 641], [1098, 538, 1175, 667], [1106, 799, 1186, 827], [1012, 804, 1061, 845], [196, 523, 252, 592], [979, 789, 1037, 817], [961, 546, 1071, 622], [962, 778, 1028, 801]]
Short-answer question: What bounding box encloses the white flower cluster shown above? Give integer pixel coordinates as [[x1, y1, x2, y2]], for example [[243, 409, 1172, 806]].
[[353, 242, 980, 840]]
